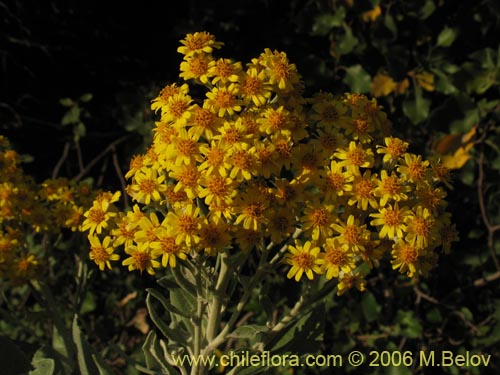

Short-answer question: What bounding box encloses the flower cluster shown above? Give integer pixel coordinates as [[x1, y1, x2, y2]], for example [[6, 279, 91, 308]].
[[81, 32, 458, 294], [0, 136, 96, 284]]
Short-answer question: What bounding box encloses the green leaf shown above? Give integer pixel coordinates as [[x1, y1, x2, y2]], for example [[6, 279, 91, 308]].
[[311, 8, 346, 35], [228, 325, 268, 339], [343, 65, 372, 93], [420, 0, 436, 19], [72, 315, 99, 375], [437, 27, 457, 47], [73, 122, 87, 142], [59, 98, 74, 107], [80, 292, 96, 315], [146, 288, 191, 319], [384, 14, 398, 39], [29, 358, 55, 375], [402, 95, 431, 124], [337, 24, 358, 56], [425, 307, 443, 324], [146, 293, 190, 346], [142, 331, 176, 374], [361, 292, 381, 323], [79, 93, 93, 102], [61, 106, 80, 126], [396, 310, 422, 339]]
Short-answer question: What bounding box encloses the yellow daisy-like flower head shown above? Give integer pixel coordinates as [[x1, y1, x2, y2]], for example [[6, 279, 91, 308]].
[[370, 203, 410, 240], [166, 203, 202, 247], [89, 235, 119, 271], [334, 141, 374, 175], [239, 67, 272, 107], [391, 239, 422, 278], [376, 137, 409, 165], [180, 53, 213, 84], [130, 168, 166, 205], [321, 237, 356, 280], [373, 170, 410, 207], [205, 83, 242, 117], [122, 242, 160, 275], [208, 58, 242, 85], [177, 31, 223, 57], [284, 240, 322, 281]]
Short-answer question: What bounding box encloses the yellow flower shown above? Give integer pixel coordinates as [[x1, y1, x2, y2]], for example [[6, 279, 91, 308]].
[[234, 188, 268, 231], [321, 237, 356, 280], [331, 214, 370, 251], [165, 128, 201, 166], [337, 271, 367, 296], [397, 153, 431, 184], [134, 212, 162, 245], [347, 170, 378, 211], [188, 105, 221, 140], [205, 83, 242, 117], [180, 53, 213, 84], [165, 204, 202, 246], [198, 172, 236, 207], [226, 142, 256, 181], [151, 227, 187, 267], [334, 141, 374, 175], [198, 140, 231, 177], [208, 58, 242, 85], [122, 242, 160, 275], [404, 206, 436, 249], [130, 168, 166, 204], [370, 203, 410, 240], [373, 170, 410, 207], [81, 196, 119, 235], [318, 160, 354, 202], [259, 48, 301, 92], [391, 240, 422, 277], [169, 164, 201, 199], [161, 92, 193, 127], [111, 213, 138, 248], [89, 235, 120, 271], [310, 94, 350, 129], [284, 240, 322, 281], [266, 207, 297, 244], [376, 137, 409, 165], [239, 67, 272, 106], [177, 31, 223, 57], [151, 83, 189, 114], [301, 203, 335, 241], [257, 106, 292, 136], [197, 218, 232, 255]]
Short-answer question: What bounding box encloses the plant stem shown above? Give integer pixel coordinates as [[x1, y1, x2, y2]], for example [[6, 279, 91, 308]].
[[206, 250, 231, 343]]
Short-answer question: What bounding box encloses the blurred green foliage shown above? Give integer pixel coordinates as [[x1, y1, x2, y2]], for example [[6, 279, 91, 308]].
[[1, 0, 499, 374]]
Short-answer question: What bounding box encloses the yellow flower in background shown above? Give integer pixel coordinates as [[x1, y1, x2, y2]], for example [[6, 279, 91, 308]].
[[415, 71, 435, 92], [361, 5, 382, 23], [371, 73, 397, 97], [284, 240, 322, 281], [377, 137, 409, 165], [335, 141, 374, 175]]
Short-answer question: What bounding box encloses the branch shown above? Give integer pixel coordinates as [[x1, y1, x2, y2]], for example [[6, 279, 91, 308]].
[[74, 135, 131, 182]]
